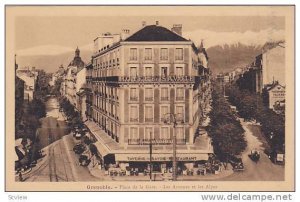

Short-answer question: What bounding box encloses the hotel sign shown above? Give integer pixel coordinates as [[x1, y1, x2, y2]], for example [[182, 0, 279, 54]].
[[115, 153, 209, 162]]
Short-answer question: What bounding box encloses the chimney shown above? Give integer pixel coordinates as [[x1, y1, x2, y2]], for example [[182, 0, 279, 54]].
[[142, 21, 146, 27], [156, 21, 159, 26], [121, 29, 130, 40], [171, 24, 182, 36]]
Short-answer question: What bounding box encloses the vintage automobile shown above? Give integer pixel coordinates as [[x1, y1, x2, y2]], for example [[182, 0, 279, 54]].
[[229, 155, 244, 171], [73, 143, 86, 154], [249, 149, 260, 162], [79, 155, 90, 166]]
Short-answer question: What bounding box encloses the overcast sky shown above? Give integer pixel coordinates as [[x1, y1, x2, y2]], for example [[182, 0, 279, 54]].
[[15, 15, 285, 56]]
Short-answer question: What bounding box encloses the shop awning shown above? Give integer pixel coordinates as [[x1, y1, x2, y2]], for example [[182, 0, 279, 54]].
[[94, 141, 110, 157], [115, 153, 209, 162]]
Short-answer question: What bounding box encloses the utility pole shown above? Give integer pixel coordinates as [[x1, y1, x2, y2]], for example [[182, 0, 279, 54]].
[[149, 132, 152, 181], [163, 113, 183, 181], [172, 120, 177, 181]]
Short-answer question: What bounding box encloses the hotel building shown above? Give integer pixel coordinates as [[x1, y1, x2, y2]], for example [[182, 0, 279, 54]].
[[86, 23, 213, 171]]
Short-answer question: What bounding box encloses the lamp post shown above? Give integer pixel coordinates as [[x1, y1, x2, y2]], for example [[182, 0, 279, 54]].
[[163, 113, 183, 181]]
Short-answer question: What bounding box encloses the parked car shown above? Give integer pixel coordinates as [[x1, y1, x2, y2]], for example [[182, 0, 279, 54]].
[[73, 144, 86, 154], [79, 155, 90, 166], [74, 133, 83, 140], [229, 155, 244, 171]]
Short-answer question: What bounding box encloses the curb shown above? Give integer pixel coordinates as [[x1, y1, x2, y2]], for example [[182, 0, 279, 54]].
[[62, 135, 79, 181]]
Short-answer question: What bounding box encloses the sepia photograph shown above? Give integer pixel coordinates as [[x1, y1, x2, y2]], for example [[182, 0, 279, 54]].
[[5, 5, 295, 191]]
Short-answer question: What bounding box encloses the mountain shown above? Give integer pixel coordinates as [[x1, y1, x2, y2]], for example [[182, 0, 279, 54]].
[[206, 42, 262, 75]]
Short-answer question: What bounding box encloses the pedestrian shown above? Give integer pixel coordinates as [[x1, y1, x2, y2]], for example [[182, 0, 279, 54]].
[[18, 171, 23, 182]]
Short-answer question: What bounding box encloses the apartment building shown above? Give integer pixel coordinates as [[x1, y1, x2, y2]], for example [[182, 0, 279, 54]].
[[86, 23, 212, 171]]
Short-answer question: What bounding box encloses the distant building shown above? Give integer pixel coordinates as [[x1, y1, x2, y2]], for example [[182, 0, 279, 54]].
[[16, 67, 38, 102], [237, 42, 285, 93], [263, 82, 285, 111], [223, 74, 230, 83], [15, 55, 25, 137], [62, 47, 85, 108], [50, 64, 65, 86]]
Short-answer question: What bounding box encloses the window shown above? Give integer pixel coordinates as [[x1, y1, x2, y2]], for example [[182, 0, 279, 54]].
[[144, 48, 152, 60], [161, 127, 170, 139], [161, 67, 168, 77], [145, 88, 153, 101], [130, 127, 138, 139], [130, 48, 137, 60], [160, 105, 169, 122], [175, 48, 183, 60], [160, 48, 168, 60], [130, 88, 138, 101], [130, 67, 138, 77], [176, 67, 184, 76], [176, 88, 184, 100], [145, 106, 153, 122], [130, 106, 138, 122], [161, 88, 169, 101], [175, 105, 184, 119], [145, 127, 153, 140], [175, 127, 185, 142], [145, 67, 153, 77]]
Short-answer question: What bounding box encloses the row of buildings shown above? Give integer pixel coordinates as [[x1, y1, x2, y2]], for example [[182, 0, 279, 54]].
[[58, 22, 213, 172], [218, 42, 286, 114]]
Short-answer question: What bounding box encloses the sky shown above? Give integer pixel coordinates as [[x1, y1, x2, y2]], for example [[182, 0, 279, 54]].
[[10, 6, 287, 72]]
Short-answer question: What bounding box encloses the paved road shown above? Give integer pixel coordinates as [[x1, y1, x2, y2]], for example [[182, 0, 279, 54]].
[[22, 97, 97, 182], [222, 119, 284, 181]]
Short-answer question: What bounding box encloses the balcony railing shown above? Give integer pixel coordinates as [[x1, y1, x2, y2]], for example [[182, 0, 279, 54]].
[[128, 138, 187, 145], [145, 97, 153, 101], [130, 97, 138, 101], [161, 97, 169, 101], [176, 96, 184, 101], [144, 118, 154, 122], [119, 76, 195, 84], [130, 118, 139, 122]]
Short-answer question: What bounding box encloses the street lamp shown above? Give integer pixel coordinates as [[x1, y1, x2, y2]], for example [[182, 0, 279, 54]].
[[149, 131, 153, 181], [163, 113, 184, 181]]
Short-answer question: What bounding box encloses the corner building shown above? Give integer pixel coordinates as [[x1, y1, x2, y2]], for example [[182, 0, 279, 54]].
[[86, 24, 213, 172]]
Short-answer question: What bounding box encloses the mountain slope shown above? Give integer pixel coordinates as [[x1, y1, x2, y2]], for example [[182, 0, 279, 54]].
[[206, 43, 262, 75]]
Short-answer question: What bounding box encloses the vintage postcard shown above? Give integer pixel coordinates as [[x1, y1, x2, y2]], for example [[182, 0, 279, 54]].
[[5, 5, 295, 191]]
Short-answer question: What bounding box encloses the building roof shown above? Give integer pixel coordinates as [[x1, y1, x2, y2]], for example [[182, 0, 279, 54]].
[[125, 25, 189, 42], [265, 81, 285, 91]]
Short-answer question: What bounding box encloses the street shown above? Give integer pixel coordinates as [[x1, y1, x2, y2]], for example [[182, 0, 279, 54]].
[[222, 118, 284, 181], [21, 97, 98, 182], [19, 97, 284, 182]]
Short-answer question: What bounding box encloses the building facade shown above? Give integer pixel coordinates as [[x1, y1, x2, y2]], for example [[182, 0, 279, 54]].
[[263, 82, 285, 110], [236, 42, 285, 94], [16, 67, 38, 102], [86, 24, 213, 171], [62, 47, 85, 107]]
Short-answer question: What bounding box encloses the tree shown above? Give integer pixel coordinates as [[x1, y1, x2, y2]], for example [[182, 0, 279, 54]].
[[207, 84, 246, 167], [28, 98, 46, 119], [226, 84, 285, 153]]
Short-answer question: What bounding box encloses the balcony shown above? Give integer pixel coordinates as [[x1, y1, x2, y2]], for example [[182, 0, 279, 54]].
[[128, 138, 187, 145], [144, 118, 154, 122], [176, 96, 184, 101], [145, 97, 153, 102], [161, 97, 169, 101], [119, 76, 195, 84], [130, 118, 139, 122], [130, 97, 138, 101]]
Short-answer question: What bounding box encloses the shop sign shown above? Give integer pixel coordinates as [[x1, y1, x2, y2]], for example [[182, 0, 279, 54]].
[[115, 153, 208, 162]]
